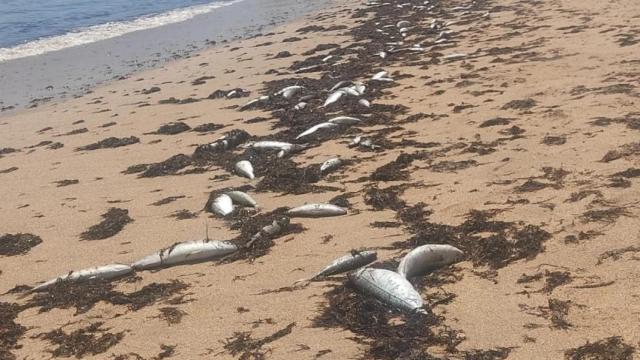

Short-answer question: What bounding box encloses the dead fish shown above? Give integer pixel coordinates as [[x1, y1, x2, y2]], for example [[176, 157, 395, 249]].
[[296, 122, 338, 139], [276, 85, 304, 99], [211, 194, 234, 216], [245, 216, 290, 248], [330, 80, 353, 92], [359, 99, 371, 107], [397, 20, 411, 28], [397, 244, 464, 279], [371, 71, 394, 82], [287, 203, 346, 218], [353, 83, 366, 95], [245, 141, 308, 157], [131, 240, 237, 270], [235, 160, 255, 179], [320, 157, 343, 174], [294, 102, 307, 111], [338, 87, 362, 97], [377, 51, 387, 59], [323, 90, 345, 107], [349, 268, 426, 314], [226, 191, 258, 208], [328, 116, 361, 126], [194, 129, 250, 156], [322, 55, 334, 62], [32, 264, 133, 292], [443, 53, 467, 61], [240, 95, 269, 110], [296, 250, 377, 284]]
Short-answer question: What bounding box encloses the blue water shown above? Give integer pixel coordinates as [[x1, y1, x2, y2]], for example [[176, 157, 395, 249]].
[[0, 0, 222, 48]]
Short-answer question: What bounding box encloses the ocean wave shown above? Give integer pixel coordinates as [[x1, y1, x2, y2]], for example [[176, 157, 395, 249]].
[[0, 0, 242, 62]]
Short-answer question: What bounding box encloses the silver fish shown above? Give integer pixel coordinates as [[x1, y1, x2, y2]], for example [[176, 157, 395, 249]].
[[296, 122, 338, 139], [294, 102, 307, 111], [330, 80, 353, 92], [287, 203, 347, 218], [276, 85, 304, 99], [235, 160, 255, 179], [240, 95, 269, 110], [320, 157, 343, 174], [131, 240, 238, 270], [397, 20, 411, 28], [358, 99, 371, 107], [226, 191, 258, 208], [32, 264, 133, 292], [328, 116, 361, 126], [245, 216, 290, 248], [397, 244, 464, 279], [349, 268, 426, 314], [323, 90, 345, 107], [300, 250, 377, 283], [371, 71, 394, 82], [211, 194, 234, 216], [246, 141, 308, 158]]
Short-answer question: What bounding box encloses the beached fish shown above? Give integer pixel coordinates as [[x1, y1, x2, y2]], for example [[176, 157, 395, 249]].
[[377, 51, 387, 59], [320, 157, 343, 174], [32, 264, 133, 292], [324, 90, 345, 107], [131, 240, 238, 270], [322, 55, 334, 62], [339, 87, 362, 97], [353, 83, 366, 95], [296, 122, 338, 139], [297, 250, 377, 284], [287, 203, 347, 218], [235, 160, 255, 179], [226, 191, 258, 208], [349, 268, 426, 314], [443, 53, 467, 61], [193, 129, 250, 157], [240, 95, 270, 110], [330, 80, 353, 92], [294, 102, 307, 111], [359, 99, 371, 108], [397, 244, 464, 279], [397, 20, 411, 28], [245, 216, 290, 248], [371, 71, 394, 82], [276, 85, 304, 99], [245, 141, 308, 157], [211, 194, 234, 216], [328, 116, 361, 126]]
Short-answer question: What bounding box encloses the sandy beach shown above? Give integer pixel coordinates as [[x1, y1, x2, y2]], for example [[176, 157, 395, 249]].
[[1, 0, 640, 359]]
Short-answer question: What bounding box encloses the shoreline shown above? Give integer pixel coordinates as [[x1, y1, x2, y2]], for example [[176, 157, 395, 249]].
[[1, 0, 640, 359], [0, 0, 332, 116]]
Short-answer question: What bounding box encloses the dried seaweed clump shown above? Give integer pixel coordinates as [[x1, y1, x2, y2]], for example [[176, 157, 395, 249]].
[[502, 98, 536, 110], [153, 122, 191, 135], [36, 322, 124, 358], [0, 302, 27, 360], [81, 208, 133, 240], [223, 323, 295, 360], [601, 142, 640, 162], [461, 347, 512, 359], [27, 279, 189, 315], [364, 185, 406, 211], [370, 153, 415, 181], [312, 284, 460, 360], [565, 336, 635, 360], [400, 210, 551, 269], [76, 136, 140, 151], [0, 233, 43, 256]]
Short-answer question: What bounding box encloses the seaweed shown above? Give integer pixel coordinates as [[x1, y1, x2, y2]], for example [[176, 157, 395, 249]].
[[140, 154, 193, 178], [54, 179, 79, 187], [170, 210, 198, 220], [36, 322, 124, 358], [502, 98, 536, 110], [430, 160, 478, 172], [479, 117, 512, 127], [77, 137, 140, 151], [156, 307, 187, 325], [152, 196, 186, 206], [223, 322, 295, 360], [153, 122, 191, 135], [597, 246, 640, 265], [0, 233, 42, 256], [565, 336, 635, 360], [462, 348, 512, 359], [548, 299, 572, 329], [81, 208, 133, 240], [364, 185, 406, 211], [0, 302, 26, 360], [192, 123, 224, 133], [601, 142, 640, 162], [370, 153, 415, 181], [581, 207, 632, 224], [542, 135, 566, 146]]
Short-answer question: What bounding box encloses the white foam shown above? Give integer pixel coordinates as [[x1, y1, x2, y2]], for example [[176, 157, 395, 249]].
[[0, 0, 243, 62]]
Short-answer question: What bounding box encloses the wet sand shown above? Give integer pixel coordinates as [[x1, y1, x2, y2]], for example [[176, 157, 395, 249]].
[[1, 0, 640, 359]]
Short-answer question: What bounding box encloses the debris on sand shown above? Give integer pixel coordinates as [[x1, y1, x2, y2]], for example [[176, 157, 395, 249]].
[[152, 196, 186, 206], [597, 246, 640, 265], [461, 347, 512, 359], [36, 322, 124, 358], [76, 136, 140, 151], [169, 209, 198, 220], [364, 185, 407, 211], [565, 336, 635, 360], [542, 135, 567, 146], [581, 206, 632, 224], [601, 142, 640, 162], [223, 322, 295, 360], [80, 208, 133, 240], [27, 279, 189, 315], [548, 299, 572, 329], [192, 123, 225, 133], [430, 160, 478, 173], [54, 179, 79, 187], [502, 98, 536, 111], [156, 307, 187, 325], [370, 153, 416, 181], [0, 233, 42, 256], [0, 302, 26, 360], [0, 166, 18, 174], [138, 154, 193, 178], [479, 117, 512, 127], [153, 122, 191, 135]]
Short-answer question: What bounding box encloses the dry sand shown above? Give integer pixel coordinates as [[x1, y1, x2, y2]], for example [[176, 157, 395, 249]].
[[1, 0, 640, 359]]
